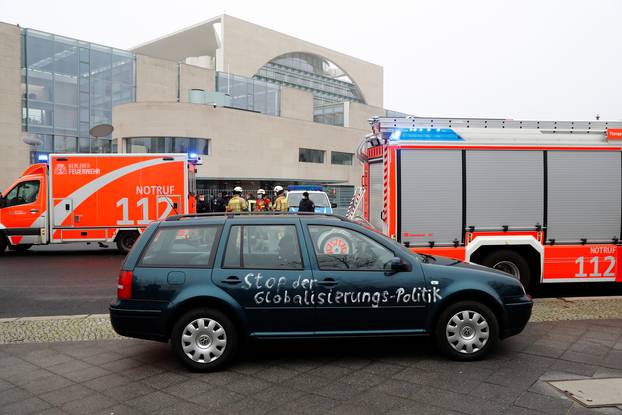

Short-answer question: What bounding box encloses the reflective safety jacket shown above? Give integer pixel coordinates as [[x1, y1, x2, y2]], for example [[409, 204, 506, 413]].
[[255, 198, 271, 211], [273, 195, 288, 212], [226, 195, 248, 212]]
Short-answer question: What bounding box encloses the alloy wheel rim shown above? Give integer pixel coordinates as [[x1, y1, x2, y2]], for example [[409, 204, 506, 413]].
[[181, 318, 227, 363], [446, 310, 489, 354], [492, 260, 520, 279]]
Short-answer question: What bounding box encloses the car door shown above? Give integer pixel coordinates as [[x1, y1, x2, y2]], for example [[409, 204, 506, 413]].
[[304, 223, 431, 334], [212, 220, 315, 335], [1, 178, 45, 245]]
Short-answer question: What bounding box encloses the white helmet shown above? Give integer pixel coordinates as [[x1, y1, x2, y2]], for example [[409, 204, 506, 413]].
[[273, 185, 284, 193], [257, 189, 266, 195], [233, 186, 243, 193]]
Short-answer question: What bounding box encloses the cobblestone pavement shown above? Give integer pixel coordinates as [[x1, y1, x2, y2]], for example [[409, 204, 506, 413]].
[[1, 316, 622, 413], [2, 298, 621, 345]]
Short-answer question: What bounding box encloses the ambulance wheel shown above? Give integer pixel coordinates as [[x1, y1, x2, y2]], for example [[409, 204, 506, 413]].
[[9, 244, 32, 252], [481, 249, 531, 288], [116, 231, 139, 254], [0, 236, 7, 255]]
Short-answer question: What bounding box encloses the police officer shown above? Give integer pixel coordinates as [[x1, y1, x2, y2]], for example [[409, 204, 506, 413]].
[[272, 185, 288, 212], [255, 189, 271, 211], [226, 186, 248, 212], [298, 191, 315, 213]]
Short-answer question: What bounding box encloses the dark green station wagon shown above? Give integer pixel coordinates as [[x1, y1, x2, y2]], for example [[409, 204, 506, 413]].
[[110, 213, 532, 371]]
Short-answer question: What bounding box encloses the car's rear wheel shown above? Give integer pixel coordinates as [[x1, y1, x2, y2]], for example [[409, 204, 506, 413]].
[[171, 308, 237, 372], [435, 301, 498, 360], [115, 231, 139, 254]]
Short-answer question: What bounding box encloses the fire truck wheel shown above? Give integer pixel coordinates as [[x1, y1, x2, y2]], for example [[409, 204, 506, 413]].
[[481, 249, 531, 288], [0, 236, 7, 255], [116, 231, 139, 254], [9, 244, 32, 252]]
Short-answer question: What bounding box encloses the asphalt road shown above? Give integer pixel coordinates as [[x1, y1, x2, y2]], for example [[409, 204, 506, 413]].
[[0, 244, 124, 318], [1, 244, 622, 318]]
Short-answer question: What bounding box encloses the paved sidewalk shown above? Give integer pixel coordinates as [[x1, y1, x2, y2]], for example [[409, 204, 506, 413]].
[[1, 319, 622, 414]]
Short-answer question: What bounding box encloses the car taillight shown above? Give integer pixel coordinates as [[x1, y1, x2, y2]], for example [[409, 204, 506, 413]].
[[117, 270, 133, 300]]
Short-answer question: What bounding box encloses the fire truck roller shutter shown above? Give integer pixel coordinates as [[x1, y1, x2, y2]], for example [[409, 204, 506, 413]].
[[368, 161, 384, 231], [547, 151, 621, 243], [466, 151, 543, 229], [400, 150, 462, 246]]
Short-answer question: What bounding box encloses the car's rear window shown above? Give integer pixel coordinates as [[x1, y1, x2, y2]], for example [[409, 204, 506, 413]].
[[139, 225, 220, 267]]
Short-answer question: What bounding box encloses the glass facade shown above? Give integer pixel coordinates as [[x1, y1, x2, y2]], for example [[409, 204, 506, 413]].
[[126, 137, 209, 155], [21, 28, 135, 158], [299, 148, 325, 164], [331, 151, 353, 166], [216, 72, 280, 116], [254, 52, 363, 126]]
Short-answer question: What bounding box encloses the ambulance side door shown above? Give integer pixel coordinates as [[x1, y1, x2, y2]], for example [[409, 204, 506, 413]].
[[1, 177, 46, 244]]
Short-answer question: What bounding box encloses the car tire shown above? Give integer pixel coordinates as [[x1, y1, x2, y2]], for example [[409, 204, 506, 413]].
[[9, 244, 32, 252], [435, 301, 499, 361], [481, 249, 531, 288], [115, 231, 139, 254], [171, 308, 237, 372]]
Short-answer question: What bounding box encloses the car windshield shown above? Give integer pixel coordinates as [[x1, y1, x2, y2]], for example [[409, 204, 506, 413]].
[[288, 192, 330, 207]]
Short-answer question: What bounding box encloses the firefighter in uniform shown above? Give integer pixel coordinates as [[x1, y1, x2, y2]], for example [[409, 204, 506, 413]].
[[226, 186, 248, 212], [272, 185, 288, 212], [254, 189, 271, 211]]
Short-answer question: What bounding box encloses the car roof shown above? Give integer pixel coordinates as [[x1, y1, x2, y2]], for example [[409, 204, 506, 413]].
[[158, 212, 346, 227]]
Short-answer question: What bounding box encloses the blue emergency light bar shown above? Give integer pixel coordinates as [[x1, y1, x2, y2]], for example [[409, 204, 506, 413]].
[[287, 185, 323, 191], [37, 154, 49, 162], [389, 128, 463, 141]]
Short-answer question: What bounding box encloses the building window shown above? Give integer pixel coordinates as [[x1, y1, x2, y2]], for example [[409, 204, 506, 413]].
[[331, 151, 353, 166], [216, 72, 280, 116], [299, 148, 324, 164], [254, 52, 364, 126], [126, 137, 209, 155], [21, 28, 135, 157]]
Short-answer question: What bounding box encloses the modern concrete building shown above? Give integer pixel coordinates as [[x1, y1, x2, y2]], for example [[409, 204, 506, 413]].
[[1, 14, 395, 205]]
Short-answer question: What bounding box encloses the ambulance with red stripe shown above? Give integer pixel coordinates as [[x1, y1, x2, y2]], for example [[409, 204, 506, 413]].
[[355, 116, 622, 288], [0, 154, 197, 254]]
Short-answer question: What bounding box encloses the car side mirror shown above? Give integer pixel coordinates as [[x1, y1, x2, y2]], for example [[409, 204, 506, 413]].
[[331, 203, 337, 208], [384, 257, 406, 275]]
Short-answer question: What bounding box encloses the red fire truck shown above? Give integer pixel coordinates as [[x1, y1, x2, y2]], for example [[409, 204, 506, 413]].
[[0, 154, 197, 254], [354, 116, 622, 288]]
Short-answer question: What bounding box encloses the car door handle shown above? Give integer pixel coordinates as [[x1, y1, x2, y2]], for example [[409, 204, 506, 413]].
[[317, 278, 338, 287], [221, 276, 241, 285], [29, 209, 39, 214]]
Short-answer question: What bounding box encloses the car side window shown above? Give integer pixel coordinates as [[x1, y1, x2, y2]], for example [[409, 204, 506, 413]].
[[6, 180, 40, 207], [139, 225, 220, 267], [223, 224, 303, 270], [308, 225, 395, 271]]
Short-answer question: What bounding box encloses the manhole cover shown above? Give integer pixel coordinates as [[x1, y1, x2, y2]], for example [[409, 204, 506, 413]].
[[548, 378, 622, 408]]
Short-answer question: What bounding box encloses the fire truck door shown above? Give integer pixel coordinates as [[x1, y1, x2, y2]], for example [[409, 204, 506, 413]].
[[156, 195, 181, 220], [2, 178, 46, 244], [53, 198, 74, 227]]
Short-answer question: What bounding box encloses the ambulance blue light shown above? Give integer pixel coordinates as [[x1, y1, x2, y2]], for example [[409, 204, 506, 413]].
[[287, 185, 323, 191], [189, 152, 199, 160], [388, 128, 463, 141], [37, 154, 49, 162]]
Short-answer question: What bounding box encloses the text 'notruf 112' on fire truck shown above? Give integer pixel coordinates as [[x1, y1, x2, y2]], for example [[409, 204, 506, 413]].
[[352, 116, 622, 289]]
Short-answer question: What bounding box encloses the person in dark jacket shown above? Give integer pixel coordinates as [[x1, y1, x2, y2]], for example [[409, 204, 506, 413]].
[[298, 192, 315, 213], [212, 191, 228, 213], [197, 194, 210, 213]]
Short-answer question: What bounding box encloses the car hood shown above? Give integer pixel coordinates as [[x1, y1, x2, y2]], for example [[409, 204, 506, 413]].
[[420, 254, 518, 280]]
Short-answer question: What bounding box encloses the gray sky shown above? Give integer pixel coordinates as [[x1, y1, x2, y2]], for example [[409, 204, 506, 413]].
[[3, 0, 621, 120]]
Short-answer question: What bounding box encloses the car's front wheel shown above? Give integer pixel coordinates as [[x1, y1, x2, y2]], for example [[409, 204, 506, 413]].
[[435, 301, 498, 360], [171, 308, 237, 372]]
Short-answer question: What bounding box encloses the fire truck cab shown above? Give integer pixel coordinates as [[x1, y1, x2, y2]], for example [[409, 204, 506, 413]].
[[354, 117, 622, 288], [0, 153, 197, 254]]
